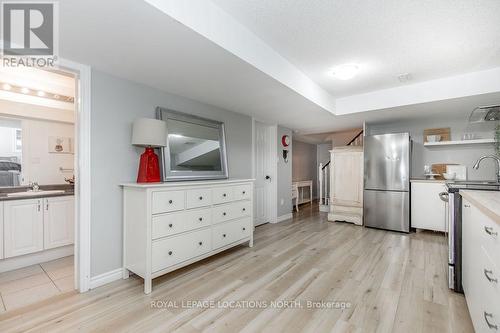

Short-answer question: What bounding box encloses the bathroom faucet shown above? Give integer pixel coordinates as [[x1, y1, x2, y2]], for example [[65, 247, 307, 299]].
[[473, 155, 500, 183], [30, 182, 40, 191]]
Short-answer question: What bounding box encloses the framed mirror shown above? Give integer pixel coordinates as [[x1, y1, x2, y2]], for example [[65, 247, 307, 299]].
[[156, 107, 229, 181]]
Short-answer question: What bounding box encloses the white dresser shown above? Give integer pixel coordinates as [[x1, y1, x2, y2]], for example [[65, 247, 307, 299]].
[[121, 179, 254, 294]]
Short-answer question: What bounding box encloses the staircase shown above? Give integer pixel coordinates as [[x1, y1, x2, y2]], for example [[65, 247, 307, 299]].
[[318, 129, 363, 212]]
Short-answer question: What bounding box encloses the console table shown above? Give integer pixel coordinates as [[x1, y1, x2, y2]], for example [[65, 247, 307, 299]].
[[292, 180, 313, 206]]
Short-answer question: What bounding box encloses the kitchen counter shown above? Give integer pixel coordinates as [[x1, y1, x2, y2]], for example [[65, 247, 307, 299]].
[[460, 190, 500, 226], [410, 178, 446, 183], [0, 184, 74, 201]]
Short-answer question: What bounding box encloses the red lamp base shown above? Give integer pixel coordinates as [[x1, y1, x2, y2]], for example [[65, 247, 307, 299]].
[[137, 147, 161, 183]]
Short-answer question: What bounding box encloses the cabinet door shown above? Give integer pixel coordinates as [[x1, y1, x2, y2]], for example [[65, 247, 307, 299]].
[[44, 196, 74, 249], [0, 203, 4, 260], [4, 199, 44, 258], [410, 182, 446, 231], [330, 150, 363, 206]]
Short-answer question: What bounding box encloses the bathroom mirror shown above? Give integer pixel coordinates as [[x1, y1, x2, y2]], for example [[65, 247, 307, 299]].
[[156, 107, 228, 181]]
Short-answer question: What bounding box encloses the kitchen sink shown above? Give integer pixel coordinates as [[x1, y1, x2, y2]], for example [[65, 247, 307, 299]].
[[7, 190, 66, 197]]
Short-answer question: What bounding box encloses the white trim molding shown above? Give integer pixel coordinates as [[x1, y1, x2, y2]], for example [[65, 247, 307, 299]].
[[276, 213, 293, 223], [58, 58, 92, 293], [89, 268, 122, 290]]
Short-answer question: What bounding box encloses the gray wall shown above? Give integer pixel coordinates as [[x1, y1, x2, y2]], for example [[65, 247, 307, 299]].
[[90, 70, 253, 277], [366, 117, 497, 180], [277, 126, 292, 217], [292, 139, 318, 199]]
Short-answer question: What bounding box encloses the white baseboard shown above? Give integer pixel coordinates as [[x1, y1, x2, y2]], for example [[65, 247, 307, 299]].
[[0, 245, 73, 273], [319, 204, 329, 213], [276, 213, 293, 223], [90, 268, 122, 289]]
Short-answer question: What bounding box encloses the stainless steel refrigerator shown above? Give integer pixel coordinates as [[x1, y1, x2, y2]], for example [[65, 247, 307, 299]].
[[363, 133, 410, 232]]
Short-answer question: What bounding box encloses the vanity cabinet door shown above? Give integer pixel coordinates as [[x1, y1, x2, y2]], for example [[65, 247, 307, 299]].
[[4, 199, 44, 258], [44, 196, 74, 249], [0, 203, 4, 260]]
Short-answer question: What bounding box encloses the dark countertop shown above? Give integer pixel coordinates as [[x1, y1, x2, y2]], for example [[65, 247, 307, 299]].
[[0, 184, 74, 201]]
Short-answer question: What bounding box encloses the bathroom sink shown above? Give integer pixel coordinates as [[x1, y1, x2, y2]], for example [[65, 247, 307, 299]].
[[7, 190, 65, 197]]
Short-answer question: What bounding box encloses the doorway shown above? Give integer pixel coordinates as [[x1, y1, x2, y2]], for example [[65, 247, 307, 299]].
[[253, 120, 277, 226]]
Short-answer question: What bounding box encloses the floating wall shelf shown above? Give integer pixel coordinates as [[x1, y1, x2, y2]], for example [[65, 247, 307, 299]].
[[424, 138, 496, 147]]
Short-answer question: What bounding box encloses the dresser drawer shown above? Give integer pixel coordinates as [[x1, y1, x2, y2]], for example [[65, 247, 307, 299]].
[[152, 228, 211, 272], [212, 218, 252, 249], [233, 201, 251, 219], [212, 187, 233, 205], [186, 188, 212, 209], [212, 203, 236, 224], [233, 184, 252, 201], [152, 190, 185, 214], [152, 208, 211, 239]]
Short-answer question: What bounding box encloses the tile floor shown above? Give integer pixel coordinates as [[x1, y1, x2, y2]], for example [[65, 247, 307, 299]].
[[0, 256, 74, 312]]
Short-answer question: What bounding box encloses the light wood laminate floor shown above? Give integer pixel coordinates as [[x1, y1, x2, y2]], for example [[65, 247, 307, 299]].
[[0, 204, 473, 332]]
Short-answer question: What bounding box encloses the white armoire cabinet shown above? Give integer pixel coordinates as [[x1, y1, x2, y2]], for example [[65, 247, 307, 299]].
[[4, 198, 44, 258], [328, 146, 364, 225]]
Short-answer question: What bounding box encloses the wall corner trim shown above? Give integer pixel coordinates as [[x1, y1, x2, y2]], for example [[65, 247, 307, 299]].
[[275, 213, 293, 223], [89, 268, 122, 289]]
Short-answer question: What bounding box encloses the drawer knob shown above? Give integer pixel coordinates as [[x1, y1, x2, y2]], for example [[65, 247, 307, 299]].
[[242, 208, 246, 211], [242, 191, 246, 194], [243, 227, 246, 231], [199, 241, 203, 246], [223, 193, 227, 197], [485, 226, 498, 237], [484, 269, 498, 283], [464, 204, 470, 208], [168, 200, 173, 204], [223, 212, 226, 216], [484, 312, 498, 330], [199, 196, 203, 200], [168, 223, 173, 228], [168, 251, 173, 255], [199, 217, 203, 221], [223, 234, 226, 238]]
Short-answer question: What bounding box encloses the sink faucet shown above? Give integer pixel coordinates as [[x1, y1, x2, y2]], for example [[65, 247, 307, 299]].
[[473, 155, 500, 183], [30, 182, 40, 192]]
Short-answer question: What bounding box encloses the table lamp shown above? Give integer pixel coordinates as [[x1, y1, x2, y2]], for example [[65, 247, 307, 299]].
[[132, 118, 167, 183]]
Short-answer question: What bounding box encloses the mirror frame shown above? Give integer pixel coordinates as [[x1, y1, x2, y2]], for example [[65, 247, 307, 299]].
[[156, 107, 229, 182]]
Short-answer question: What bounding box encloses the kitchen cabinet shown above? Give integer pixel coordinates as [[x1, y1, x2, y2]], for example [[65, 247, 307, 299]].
[[410, 181, 447, 232], [462, 197, 500, 332], [4, 198, 44, 258], [44, 196, 74, 249], [328, 146, 364, 225], [0, 203, 3, 260]]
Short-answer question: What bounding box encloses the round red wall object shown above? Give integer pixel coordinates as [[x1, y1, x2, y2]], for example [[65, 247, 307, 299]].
[[282, 135, 290, 147]]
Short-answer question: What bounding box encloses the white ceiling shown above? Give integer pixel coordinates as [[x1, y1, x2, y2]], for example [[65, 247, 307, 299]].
[[56, 0, 500, 133], [212, 0, 500, 97]]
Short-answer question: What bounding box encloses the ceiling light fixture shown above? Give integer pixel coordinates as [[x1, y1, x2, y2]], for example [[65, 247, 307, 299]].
[[21, 87, 30, 94], [330, 63, 360, 80], [2, 83, 12, 91], [37, 90, 46, 97]]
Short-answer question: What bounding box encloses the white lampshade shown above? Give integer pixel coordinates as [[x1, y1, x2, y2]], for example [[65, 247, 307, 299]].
[[131, 118, 167, 147]]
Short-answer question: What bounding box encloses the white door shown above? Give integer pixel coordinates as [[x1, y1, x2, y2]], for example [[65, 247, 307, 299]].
[[4, 198, 44, 258], [0, 203, 3, 259], [44, 196, 75, 249], [254, 121, 274, 226]]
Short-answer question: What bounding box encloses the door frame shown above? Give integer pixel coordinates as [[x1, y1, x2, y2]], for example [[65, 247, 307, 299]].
[[252, 118, 278, 225], [58, 58, 92, 293]]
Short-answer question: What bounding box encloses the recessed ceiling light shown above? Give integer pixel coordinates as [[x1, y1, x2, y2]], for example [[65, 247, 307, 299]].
[[2, 83, 12, 91], [37, 90, 46, 97], [330, 63, 360, 80], [21, 87, 30, 94], [54, 94, 60, 99]]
